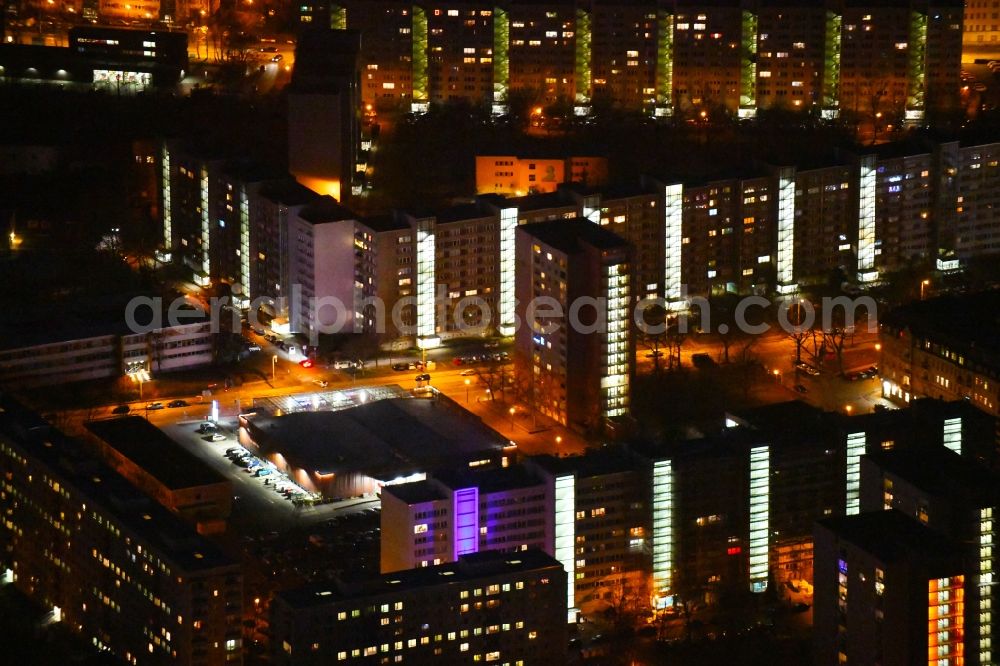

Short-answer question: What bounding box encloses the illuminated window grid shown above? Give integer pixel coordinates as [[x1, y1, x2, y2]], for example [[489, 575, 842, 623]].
[[904, 11, 927, 122], [748, 445, 769, 592], [857, 155, 877, 281], [602, 264, 629, 418], [821, 12, 841, 118], [238, 185, 250, 303], [553, 473, 576, 619], [161, 144, 171, 250], [845, 432, 865, 516], [776, 167, 795, 291], [452, 487, 479, 559], [738, 10, 757, 118], [981, 507, 995, 665], [498, 207, 517, 334], [651, 459, 673, 597], [415, 218, 436, 343], [928, 576, 965, 666], [663, 183, 683, 304], [200, 165, 210, 278], [943, 417, 962, 455]]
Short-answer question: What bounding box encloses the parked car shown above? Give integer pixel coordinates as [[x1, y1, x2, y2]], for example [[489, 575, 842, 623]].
[[252, 327, 265, 336], [415, 373, 431, 382], [197, 422, 217, 433], [460, 369, 477, 376], [392, 362, 409, 371], [795, 361, 820, 376], [210, 433, 226, 442], [794, 384, 808, 394], [112, 405, 131, 415], [146, 402, 164, 410], [484, 340, 500, 349], [167, 399, 189, 408], [247, 344, 262, 352], [692, 353, 716, 369]]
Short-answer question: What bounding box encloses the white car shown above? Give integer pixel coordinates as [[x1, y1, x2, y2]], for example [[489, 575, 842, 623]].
[[210, 433, 226, 442], [460, 369, 477, 376], [314, 379, 330, 388], [795, 362, 821, 376]]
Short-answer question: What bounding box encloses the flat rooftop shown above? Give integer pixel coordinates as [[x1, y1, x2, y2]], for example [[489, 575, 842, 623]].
[[0, 398, 234, 572], [865, 445, 1000, 506], [508, 191, 574, 212], [276, 549, 562, 609], [86, 417, 230, 490], [529, 445, 639, 479], [383, 480, 447, 505], [882, 291, 1000, 362], [0, 295, 209, 351], [818, 510, 960, 566], [297, 195, 356, 224], [245, 393, 507, 480], [518, 218, 629, 253], [434, 465, 545, 494]]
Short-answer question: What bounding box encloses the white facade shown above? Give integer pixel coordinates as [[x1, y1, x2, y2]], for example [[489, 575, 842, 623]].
[[286, 212, 375, 337]]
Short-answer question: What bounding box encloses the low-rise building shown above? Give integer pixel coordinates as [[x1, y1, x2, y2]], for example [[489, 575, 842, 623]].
[[0, 302, 213, 388], [0, 398, 243, 666], [84, 417, 233, 534], [880, 291, 1000, 418]]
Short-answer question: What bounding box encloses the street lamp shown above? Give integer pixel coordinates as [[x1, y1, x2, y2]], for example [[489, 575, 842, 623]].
[[772, 368, 781, 385], [556, 435, 562, 446], [509, 406, 516, 432], [875, 343, 882, 353], [921, 279, 930, 300], [272, 355, 278, 381], [845, 405, 853, 415], [464, 378, 471, 403]]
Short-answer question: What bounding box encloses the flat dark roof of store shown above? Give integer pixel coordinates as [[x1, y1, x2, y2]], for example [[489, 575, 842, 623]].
[[246, 397, 506, 479], [86, 417, 229, 490]]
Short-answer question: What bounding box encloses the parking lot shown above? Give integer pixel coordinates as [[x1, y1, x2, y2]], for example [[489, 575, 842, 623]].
[[160, 417, 379, 537]]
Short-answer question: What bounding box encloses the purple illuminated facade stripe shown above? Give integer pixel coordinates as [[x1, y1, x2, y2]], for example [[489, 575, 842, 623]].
[[452, 487, 480, 559]]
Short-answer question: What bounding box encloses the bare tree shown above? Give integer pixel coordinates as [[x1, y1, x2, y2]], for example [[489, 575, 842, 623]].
[[637, 302, 668, 373], [473, 357, 511, 403]]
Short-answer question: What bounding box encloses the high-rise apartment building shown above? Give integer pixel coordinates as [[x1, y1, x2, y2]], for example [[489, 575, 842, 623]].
[[286, 197, 377, 336], [288, 28, 361, 201], [308, 0, 961, 120], [861, 445, 1000, 665], [814, 510, 967, 665], [515, 219, 632, 430]]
